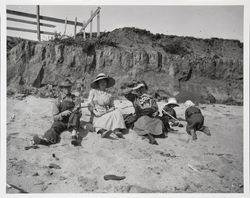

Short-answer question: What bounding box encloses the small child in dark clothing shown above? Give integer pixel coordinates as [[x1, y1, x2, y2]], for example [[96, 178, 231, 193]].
[[184, 100, 211, 140], [161, 98, 184, 131]]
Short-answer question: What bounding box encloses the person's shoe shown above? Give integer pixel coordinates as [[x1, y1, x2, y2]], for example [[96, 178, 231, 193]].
[[201, 126, 211, 136], [115, 131, 124, 139], [190, 130, 197, 140], [101, 130, 113, 138], [71, 135, 78, 146], [97, 129, 113, 138], [148, 134, 159, 145], [97, 129, 105, 134], [158, 132, 167, 138], [32, 135, 50, 146]]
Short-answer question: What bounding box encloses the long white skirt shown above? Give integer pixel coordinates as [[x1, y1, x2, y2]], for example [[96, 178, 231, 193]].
[[93, 109, 126, 132]]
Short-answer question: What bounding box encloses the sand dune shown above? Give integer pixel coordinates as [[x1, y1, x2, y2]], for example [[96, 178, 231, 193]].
[[6, 96, 243, 193]]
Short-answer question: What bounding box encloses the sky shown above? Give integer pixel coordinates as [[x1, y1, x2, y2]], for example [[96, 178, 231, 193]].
[[6, 5, 243, 41]]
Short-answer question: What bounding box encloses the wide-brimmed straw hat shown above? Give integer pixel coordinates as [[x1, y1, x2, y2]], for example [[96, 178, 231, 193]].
[[91, 73, 115, 89], [184, 100, 195, 107], [166, 97, 179, 107], [58, 79, 73, 87]]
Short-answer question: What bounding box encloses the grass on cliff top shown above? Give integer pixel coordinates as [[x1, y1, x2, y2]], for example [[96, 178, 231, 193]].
[[49, 28, 192, 56], [49, 33, 119, 53], [7, 27, 243, 54]]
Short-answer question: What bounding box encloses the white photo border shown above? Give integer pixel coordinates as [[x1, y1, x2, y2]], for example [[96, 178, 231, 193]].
[[0, 0, 249, 198]]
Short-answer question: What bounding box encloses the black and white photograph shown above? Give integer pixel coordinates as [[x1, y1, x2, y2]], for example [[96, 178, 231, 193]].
[[1, 0, 249, 196]]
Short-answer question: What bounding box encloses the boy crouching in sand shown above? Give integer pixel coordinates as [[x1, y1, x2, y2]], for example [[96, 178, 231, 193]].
[[32, 79, 82, 146], [184, 100, 211, 140]]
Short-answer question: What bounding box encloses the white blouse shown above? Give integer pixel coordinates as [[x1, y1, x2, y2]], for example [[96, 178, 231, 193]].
[[87, 89, 115, 116]]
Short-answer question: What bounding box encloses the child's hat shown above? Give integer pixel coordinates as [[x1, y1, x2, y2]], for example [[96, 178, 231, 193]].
[[184, 100, 195, 107], [166, 97, 179, 107]]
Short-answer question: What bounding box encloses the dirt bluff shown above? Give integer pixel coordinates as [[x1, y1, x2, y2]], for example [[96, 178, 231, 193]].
[[7, 27, 243, 104]]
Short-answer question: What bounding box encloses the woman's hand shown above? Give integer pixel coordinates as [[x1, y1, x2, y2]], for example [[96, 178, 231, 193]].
[[152, 111, 159, 117], [88, 104, 94, 113], [95, 107, 115, 117]]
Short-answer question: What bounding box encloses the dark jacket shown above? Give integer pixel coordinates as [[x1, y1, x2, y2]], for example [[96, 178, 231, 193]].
[[185, 106, 202, 120]]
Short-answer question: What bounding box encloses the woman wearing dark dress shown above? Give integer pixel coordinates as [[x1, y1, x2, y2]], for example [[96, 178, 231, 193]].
[[122, 81, 167, 145]]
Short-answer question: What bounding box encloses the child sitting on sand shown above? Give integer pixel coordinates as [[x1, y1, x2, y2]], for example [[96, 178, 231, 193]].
[[184, 100, 211, 140], [161, 97, 184, 129]]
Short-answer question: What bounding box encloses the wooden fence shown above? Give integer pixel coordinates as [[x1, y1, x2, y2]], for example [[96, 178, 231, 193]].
[[7, 5, 101, 41]]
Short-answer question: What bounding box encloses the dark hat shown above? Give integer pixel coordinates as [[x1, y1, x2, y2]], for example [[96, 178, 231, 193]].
[[58, 79, 73, 87], [91, 73, 115, 89]]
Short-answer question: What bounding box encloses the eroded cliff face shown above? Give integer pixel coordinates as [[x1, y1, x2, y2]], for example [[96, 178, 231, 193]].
[[7, 27, 243, 104]]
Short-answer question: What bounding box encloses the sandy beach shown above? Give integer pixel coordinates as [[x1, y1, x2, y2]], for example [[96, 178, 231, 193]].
[[6, 96, 243, 193]]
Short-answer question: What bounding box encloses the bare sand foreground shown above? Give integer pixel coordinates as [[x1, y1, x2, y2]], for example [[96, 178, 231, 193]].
[[6, 96, 243, 193]]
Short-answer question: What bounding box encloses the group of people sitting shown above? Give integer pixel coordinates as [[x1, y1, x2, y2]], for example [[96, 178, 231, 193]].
[[32, 73, 211, 146]]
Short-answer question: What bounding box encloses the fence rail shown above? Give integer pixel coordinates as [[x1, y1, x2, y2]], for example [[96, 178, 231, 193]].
[[7, 26, 55, 35], [7, 9, 84, 26], [7, 6, 101, 41], [7, 17, 56, 28]]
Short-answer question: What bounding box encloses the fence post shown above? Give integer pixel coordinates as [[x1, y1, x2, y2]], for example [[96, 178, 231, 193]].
[[36, 5, 41, 41], [90, 10, 93, 39], [74, 17, 77, 39], [97, 10, 100, 37], [83, 20, 86, 40], [63, 17, 67, 36]]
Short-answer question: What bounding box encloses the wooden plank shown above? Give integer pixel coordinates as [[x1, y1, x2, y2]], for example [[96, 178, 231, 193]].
[[7, 17, 55, 28], [80, 7, 101, 31], [90, 10, 93, 39], [74, 17, 77, 38], [63, 17, 67, 35], [7, 26, 55, 35], [6, 183, 28, 193], [83, 20, 86, 40], [7, 9, 36, 19], [41, 15, 83, 27], [7, 9, 83, 26], [36, 5, 41, 41], [97, 11, 100, 37]]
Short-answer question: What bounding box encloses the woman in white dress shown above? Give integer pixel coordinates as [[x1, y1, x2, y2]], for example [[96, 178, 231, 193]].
[[87, 73, 126, 138]]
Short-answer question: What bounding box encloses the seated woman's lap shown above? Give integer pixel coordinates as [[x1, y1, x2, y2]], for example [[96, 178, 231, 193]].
[[133, 116, 163, 136], [93, 109, 126, 131]]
